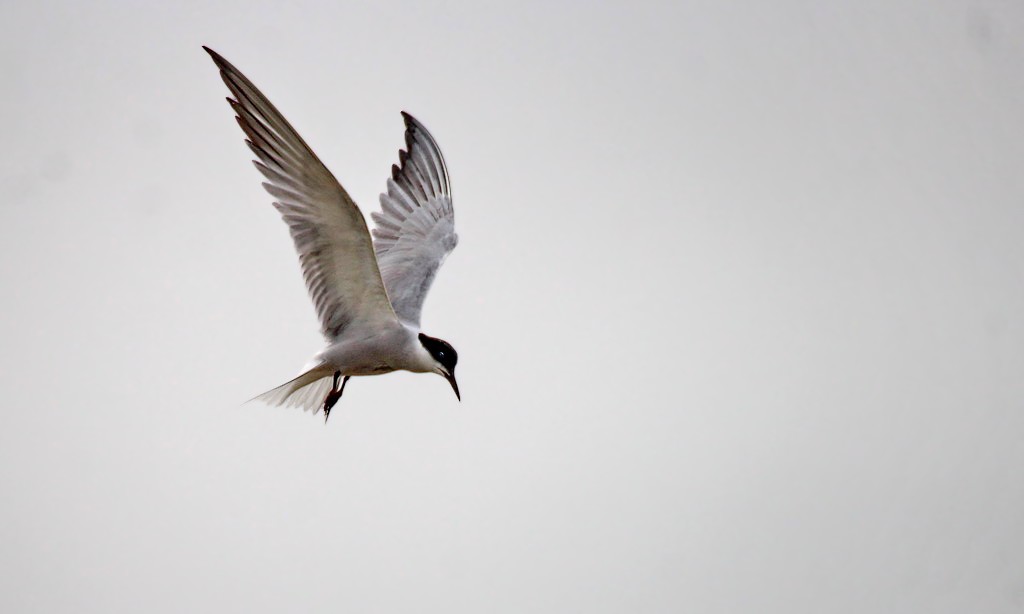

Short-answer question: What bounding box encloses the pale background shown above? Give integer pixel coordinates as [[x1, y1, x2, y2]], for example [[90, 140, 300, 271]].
[[1, 1, 1023, 612]]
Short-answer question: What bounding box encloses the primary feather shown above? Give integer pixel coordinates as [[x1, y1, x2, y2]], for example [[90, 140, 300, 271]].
[[204, 46, 398, 339], [372, 112, 458, 327]]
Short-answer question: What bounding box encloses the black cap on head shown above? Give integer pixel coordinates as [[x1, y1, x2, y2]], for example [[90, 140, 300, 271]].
[[419, 333, 460, 400], [419, 333, 458, 372]]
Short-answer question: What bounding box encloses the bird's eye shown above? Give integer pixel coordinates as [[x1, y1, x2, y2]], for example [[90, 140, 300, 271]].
[[437, 351, 445, 360]]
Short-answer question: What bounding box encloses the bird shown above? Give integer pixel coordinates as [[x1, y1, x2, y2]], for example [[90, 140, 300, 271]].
[[204, 46, 461, 421]]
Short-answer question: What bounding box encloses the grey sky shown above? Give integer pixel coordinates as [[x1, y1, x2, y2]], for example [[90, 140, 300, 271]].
[[1, 1, 1023, 612]]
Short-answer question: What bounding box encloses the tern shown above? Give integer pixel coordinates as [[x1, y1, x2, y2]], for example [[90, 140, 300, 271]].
[[204, 47, 460, 421]]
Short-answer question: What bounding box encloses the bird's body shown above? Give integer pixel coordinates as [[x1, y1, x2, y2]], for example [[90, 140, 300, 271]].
[[316, 322, 435, 377], [204, 46, 461, 418]]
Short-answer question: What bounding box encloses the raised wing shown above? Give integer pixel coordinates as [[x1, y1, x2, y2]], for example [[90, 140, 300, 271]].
[[205, 47, 398, 338], [371, 112, 458, 327]]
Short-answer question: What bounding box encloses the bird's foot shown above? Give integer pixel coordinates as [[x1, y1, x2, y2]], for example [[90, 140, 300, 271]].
[[322, 372, 349, 423], [323, 390, 342, 422]]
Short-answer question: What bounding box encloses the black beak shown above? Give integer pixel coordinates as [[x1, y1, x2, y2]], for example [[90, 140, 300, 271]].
[[443, 370, 461, 401]]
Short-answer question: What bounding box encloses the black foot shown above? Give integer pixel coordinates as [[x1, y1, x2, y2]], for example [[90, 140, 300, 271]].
[[322, 372, 350, 423]]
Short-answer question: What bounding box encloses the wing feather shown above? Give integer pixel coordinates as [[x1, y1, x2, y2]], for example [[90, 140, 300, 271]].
[[204, 47, 397, 338], [371, 112, 458, 327]]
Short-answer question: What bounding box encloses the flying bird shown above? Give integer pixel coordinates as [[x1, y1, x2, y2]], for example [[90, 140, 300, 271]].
[[204, 47, 460, 421]]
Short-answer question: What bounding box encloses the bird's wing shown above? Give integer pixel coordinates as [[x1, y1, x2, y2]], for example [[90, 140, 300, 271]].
[[205, 47, 398, 338], [371, 112, 458, 327]]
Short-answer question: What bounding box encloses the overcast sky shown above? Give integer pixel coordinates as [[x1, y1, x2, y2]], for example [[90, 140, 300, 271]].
[[2, 1, 1023, 612]]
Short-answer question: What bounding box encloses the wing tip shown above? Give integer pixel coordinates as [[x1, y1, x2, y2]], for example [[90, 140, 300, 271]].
[[204, 46, 245, 90], [401, 112, 421, 149], [203, 45, 227, 67]]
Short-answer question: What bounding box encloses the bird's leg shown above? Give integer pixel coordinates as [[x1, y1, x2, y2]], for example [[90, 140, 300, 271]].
[[323, 372, 351, 423], [323, 371, 341, 422]]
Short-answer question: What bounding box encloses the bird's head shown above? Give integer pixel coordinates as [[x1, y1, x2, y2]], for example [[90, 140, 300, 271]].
[[418, 333, 460, 401]]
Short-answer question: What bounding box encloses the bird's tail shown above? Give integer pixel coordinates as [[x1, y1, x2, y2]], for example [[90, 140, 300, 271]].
[[250, 366, 335, 413]]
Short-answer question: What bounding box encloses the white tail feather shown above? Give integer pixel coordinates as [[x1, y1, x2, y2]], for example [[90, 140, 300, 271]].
[[251, 367, 335, 413]]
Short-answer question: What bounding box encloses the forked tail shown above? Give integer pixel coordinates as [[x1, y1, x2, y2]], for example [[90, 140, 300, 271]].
[[250, 366, 336, 413]]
